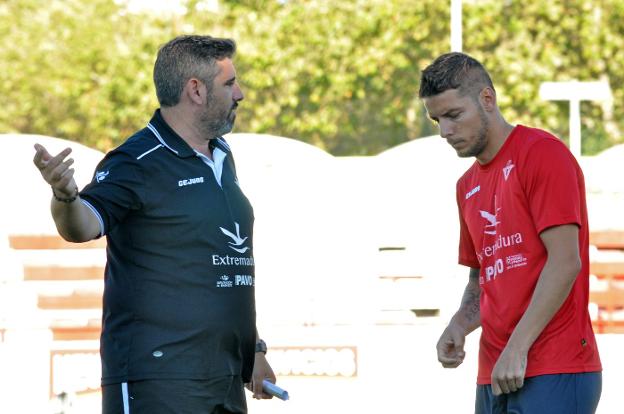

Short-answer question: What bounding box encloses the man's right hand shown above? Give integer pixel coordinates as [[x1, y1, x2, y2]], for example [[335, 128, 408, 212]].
[[33, 143, 100, 242], [436, 323, 467, 368], [33, 143, 77, 197]]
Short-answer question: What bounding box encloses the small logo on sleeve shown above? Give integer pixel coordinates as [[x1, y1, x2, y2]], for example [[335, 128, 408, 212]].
[[95, 170, 109, 183]]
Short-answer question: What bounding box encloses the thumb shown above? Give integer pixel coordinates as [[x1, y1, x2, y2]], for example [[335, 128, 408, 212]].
[[34, 143, 52, 161]]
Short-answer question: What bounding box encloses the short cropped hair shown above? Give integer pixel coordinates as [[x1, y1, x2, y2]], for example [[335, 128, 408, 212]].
[[419, 52, 494, 99], [154, 35, 237, 107]]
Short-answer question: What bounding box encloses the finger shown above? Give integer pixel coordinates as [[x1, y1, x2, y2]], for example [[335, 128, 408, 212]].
[[439, 356, 462, 368], [49, 161, 73, 183], [33, 144, 51, 168], [437, 354, 458, 365], [498, 378, 510, 394], [261, 380, 275, 400], [56, 168, 76, 190], [441, 361, 462, 368], [514, 375, 525, 390], [507, 378, 518, 393], [53, 158, 75, 178], [491, 381, 502, 396], [47, 148, 73, 171], [252, 378, 263, 399]]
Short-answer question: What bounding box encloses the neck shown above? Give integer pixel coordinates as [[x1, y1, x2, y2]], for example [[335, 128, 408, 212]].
[[476, 115, 515, 165], [160, 106, 212, 157]]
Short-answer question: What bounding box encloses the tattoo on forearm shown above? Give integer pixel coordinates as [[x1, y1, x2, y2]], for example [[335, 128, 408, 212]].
[[460, 268, 481, 324]]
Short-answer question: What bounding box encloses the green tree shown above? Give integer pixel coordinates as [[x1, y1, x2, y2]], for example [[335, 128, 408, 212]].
[[0, 0, 169, 151], [0, 0, 622, 155], [463, 0, 624, 154]]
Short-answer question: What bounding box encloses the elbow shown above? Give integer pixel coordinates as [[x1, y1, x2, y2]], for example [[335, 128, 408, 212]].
[[56, 227, 95, 243], [563, 255, 582, 285]]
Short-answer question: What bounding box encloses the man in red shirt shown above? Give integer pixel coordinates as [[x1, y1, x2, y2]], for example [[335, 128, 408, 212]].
[[419, 52, 602, 413]]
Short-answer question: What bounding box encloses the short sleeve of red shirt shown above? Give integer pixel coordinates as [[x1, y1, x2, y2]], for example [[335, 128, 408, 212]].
[[520, 138, 582, 234], [457, 180, 480, 268]]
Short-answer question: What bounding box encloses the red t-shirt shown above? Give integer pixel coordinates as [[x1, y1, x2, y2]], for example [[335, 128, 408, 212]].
[[457, 125, 602, 384]]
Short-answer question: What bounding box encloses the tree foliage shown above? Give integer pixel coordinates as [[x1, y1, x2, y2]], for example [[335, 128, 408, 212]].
[[0, 0, 622, 155]]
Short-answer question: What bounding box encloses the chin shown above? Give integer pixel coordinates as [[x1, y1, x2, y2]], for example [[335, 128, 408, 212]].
[[455, 148, 473, 158]]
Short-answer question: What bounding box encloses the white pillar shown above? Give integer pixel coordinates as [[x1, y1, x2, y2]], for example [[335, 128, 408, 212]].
[[539, 81, 612, 158], [450, 0, 462, 52], [569, 99, 581, 158]]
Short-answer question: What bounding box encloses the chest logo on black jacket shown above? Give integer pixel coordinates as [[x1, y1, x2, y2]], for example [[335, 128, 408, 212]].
[[220, 222, 250, 254]]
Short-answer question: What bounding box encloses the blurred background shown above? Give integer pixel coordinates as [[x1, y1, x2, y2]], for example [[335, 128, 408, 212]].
[[1, 0, 623, 413]]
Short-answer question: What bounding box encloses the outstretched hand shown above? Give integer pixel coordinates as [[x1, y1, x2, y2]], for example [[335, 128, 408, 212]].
[[33, 144, 77, 197]]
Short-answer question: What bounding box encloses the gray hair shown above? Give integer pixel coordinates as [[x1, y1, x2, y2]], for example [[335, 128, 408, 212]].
[[153, 35, 237, 107]]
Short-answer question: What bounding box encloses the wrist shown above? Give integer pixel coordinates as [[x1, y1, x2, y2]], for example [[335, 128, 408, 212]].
[[52, 186, 79, 203], [449, 316, 470, 335], [505, 334, 531, 355], [255, 339, 267, 354]]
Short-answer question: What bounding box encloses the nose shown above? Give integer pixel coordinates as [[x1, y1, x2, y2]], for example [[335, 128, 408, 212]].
[[233, 83, 244, 102], [439, 119, 454, 139]]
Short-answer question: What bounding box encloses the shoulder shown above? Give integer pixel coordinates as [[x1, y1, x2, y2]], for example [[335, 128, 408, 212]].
[[456, 161, 479, 191], [513, 125, 570, 158], [95, 128, 164, 179], [106, 128, 165, 163], [513, 126, 581, 187]]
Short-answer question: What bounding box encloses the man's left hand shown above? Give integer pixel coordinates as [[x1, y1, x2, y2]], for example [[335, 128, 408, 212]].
[[246, 352, 276, 399], [490, 345, 527, 396]]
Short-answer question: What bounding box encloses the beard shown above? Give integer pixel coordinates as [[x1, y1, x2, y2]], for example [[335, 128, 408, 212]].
[[199, 101, 237, 138], [458, 106, 489, 158]]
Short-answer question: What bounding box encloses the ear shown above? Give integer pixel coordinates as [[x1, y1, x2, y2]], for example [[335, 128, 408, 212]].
[[183, 78, 206, 105], [479, 87, 497, 112]]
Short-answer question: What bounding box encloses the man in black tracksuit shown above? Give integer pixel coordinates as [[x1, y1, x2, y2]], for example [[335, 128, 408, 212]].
[[33, 35, 275, 414]]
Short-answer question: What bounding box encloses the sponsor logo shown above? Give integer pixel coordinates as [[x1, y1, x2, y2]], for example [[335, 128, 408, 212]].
[[481, 232, 524, 258], [479, 244, 528, 284], [503, 159, 515, 181], [465, 185, 480, 200], [212, 255, 255, 267], [481, 258, 505, 283], [479, 195, 501, 235], [216, 275, 233, 288], [178, 176, 204, 187], [95, 170, 109, 183], [235, 274, 254, 286], [220, 222, 250, 254], [216, 274, 254, 288], [506, 253, 528, 269]]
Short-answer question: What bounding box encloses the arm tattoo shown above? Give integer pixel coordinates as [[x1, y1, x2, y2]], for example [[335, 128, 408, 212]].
[[459, 268, 481, 325]]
